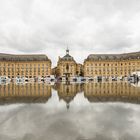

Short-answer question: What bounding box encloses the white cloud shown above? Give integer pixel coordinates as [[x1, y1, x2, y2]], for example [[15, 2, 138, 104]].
[[0, 0, 140, 66]]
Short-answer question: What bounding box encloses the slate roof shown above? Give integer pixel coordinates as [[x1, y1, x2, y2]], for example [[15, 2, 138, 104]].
[[0, 53, 50, 61], [85, 52, 140, 61], [59, 49, 75, 61], [61, 54, 74, 61]]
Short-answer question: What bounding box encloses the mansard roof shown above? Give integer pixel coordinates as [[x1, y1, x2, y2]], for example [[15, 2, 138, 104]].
[[86, 96, 140, 104], [59, 49, 76, 62], [85, 51, 140, 61], [0, 53, 51, 61], [0, 96, 51, 105], [61, 54, 74, 61]]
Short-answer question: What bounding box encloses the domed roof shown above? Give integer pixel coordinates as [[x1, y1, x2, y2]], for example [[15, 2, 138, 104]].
[[60, 49, 75, 61], [62, 54, 74, 61]]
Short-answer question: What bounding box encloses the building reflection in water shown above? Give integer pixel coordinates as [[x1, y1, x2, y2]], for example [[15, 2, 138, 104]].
[[52, 82, 84, 109], [84, 82, 140, 103], [0, 83, 52, 104], [0, 82, 140, 105]]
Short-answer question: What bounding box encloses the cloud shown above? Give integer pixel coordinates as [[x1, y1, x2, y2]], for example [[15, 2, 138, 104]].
[[0, 0, 140, 66], [0, 102, 140, 140]]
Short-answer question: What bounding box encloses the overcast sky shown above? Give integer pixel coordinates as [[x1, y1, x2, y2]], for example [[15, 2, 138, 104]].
[[0, 0, 140, 66]]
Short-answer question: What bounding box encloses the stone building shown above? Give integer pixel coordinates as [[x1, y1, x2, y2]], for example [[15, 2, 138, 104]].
[[0, 53, 51, 78], [76, 63, 83, 76], [84, 52, 140, 78], [56, 49, 83, 78]]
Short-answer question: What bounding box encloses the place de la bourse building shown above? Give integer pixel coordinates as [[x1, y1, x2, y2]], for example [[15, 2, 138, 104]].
[[55, 49, 83, 79], [55, 50, 140, 78], [0, 50, 140, 78], [0, 54, 51, 78], [84, 52, 140, 78]]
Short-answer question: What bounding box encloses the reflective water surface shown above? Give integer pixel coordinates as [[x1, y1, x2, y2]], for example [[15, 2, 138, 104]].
[[0, 82, 140, 140]]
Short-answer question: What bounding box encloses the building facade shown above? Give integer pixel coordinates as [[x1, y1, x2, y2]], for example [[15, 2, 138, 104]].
[[84, 52, 140, 77], [56, 49, 83, 77], [1, 51, 140, 79], [76, 63, 83, 76], [0, 54, 51, 78]]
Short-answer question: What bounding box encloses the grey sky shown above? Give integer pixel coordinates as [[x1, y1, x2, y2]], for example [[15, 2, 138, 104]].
[[0, 0, 140, 66]]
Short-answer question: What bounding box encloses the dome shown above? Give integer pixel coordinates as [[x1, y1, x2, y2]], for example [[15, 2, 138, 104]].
[[61, 54, 74, 61], [60, 49, 75, 61]]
